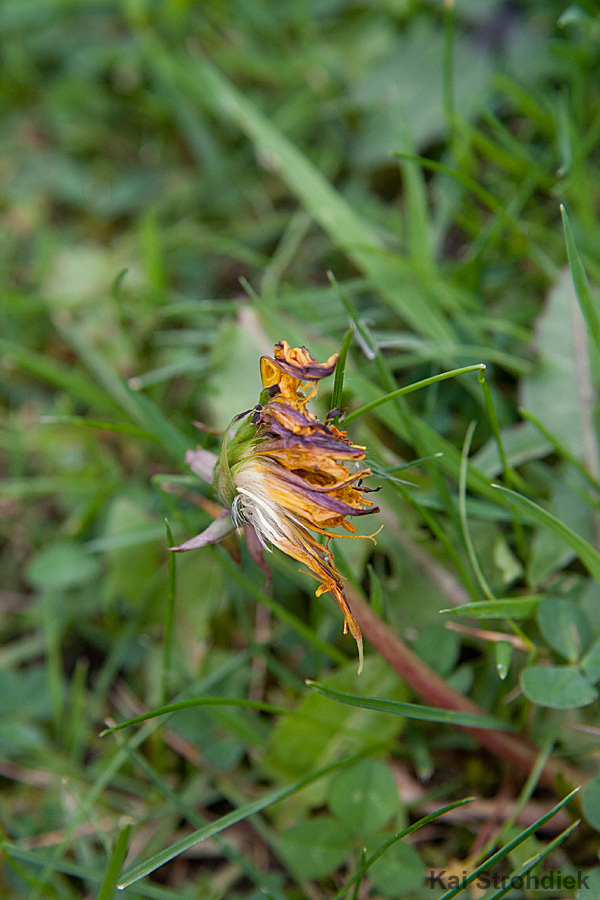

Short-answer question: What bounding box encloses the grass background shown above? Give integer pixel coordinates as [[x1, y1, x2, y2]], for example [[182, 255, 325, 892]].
[[2, 1, 600, 897]]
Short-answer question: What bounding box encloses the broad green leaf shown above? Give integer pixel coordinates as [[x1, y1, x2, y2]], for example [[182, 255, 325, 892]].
[[279, 818, 353, 880], [413, 623, 460, 677], [103, 497, 161, 605], [492, 485, 600, 584], [520, 665, 598, 709], [537, 597, 591, 663], [328, 759, 399, 837], [472, 421, 553, 479], [353, 21, 493, 156], [579, 869, 600, 900], [26, 542, 101, 591], [582, 775, 600, 832], [519, 268, 591, 459], [493, 536, 524, 586], [307, 681, 514, 730], [205, 311, 269, 429], [265, 660, 406, 780], [263, 659, 406, 823], [581, 637, 600, 684], [364, 835, 424, 898], [528, 468, 595, 585], [561, 205, 600, 367]]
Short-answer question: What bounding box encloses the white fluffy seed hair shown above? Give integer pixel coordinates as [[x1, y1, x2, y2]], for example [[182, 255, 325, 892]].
[[232, 457, 303, 551]]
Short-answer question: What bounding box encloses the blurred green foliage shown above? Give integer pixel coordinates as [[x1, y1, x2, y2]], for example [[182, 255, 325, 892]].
[[2, 0, 600, 897]]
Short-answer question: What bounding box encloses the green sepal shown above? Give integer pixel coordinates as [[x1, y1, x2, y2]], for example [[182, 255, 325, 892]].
[[213, 412, 259, 507]]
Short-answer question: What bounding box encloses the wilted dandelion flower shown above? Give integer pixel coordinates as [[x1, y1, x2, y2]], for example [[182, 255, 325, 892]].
[[171, 341, 380, 672]]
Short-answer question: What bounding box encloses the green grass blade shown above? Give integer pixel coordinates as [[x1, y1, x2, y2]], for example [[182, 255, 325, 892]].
[[211, 547, 347, 666], [53, 316, 190, 462], [124, 743, 280, 895], [97, 823, 131, 900], [0, 843, 183, 899], [100, 696, 290, 736], [438, 787, 580, 900], [443, 0, 456, 144], [474, 730, 557, 865], [39, 415, 158, 442], [478, 370, 527, 491], [344, 364, 485, 424], [492, 484, 600, 583], [117, 752, 366, 889], [127, 356, 210, 389], [459, 421, 495, 600], [152, 45, 453, 341], [441, 596, 544, 619], [393, 153, 555, 277], [332, 797, 474, 900], [480, 820, 580, 900], [346, 367, 504, 503], [306, 682, 514, 730], [160, 520, 176, 706], [0, 476, 110, 498], [331, 326, 354, 414], [0, 338, 120, 416], [561, 204, 600, 366]]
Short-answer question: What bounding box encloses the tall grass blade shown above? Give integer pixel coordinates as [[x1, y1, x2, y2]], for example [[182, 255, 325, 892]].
[[118, 753, 367, 888], [152, 46, 453, 341], [344, 364, 485, 424], [438, 787, 580, 900], [98, 824, 131, 900], [306, 682, 514, 730], [332, 798, 474, 900], [331, 326, 354, 414], [160, 520, 176, 706], [53, 317, 190, 462], [479, 820, 580, 900], [40, 415, 158, 442], [459, 421, 495, 600], [100, 696, 289, 736], [0, 842, 183, 899]]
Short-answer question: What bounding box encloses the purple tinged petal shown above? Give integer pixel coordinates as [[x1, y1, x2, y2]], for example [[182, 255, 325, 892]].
[[169, 512, 234, 552], [185, 447, 218, 483]]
